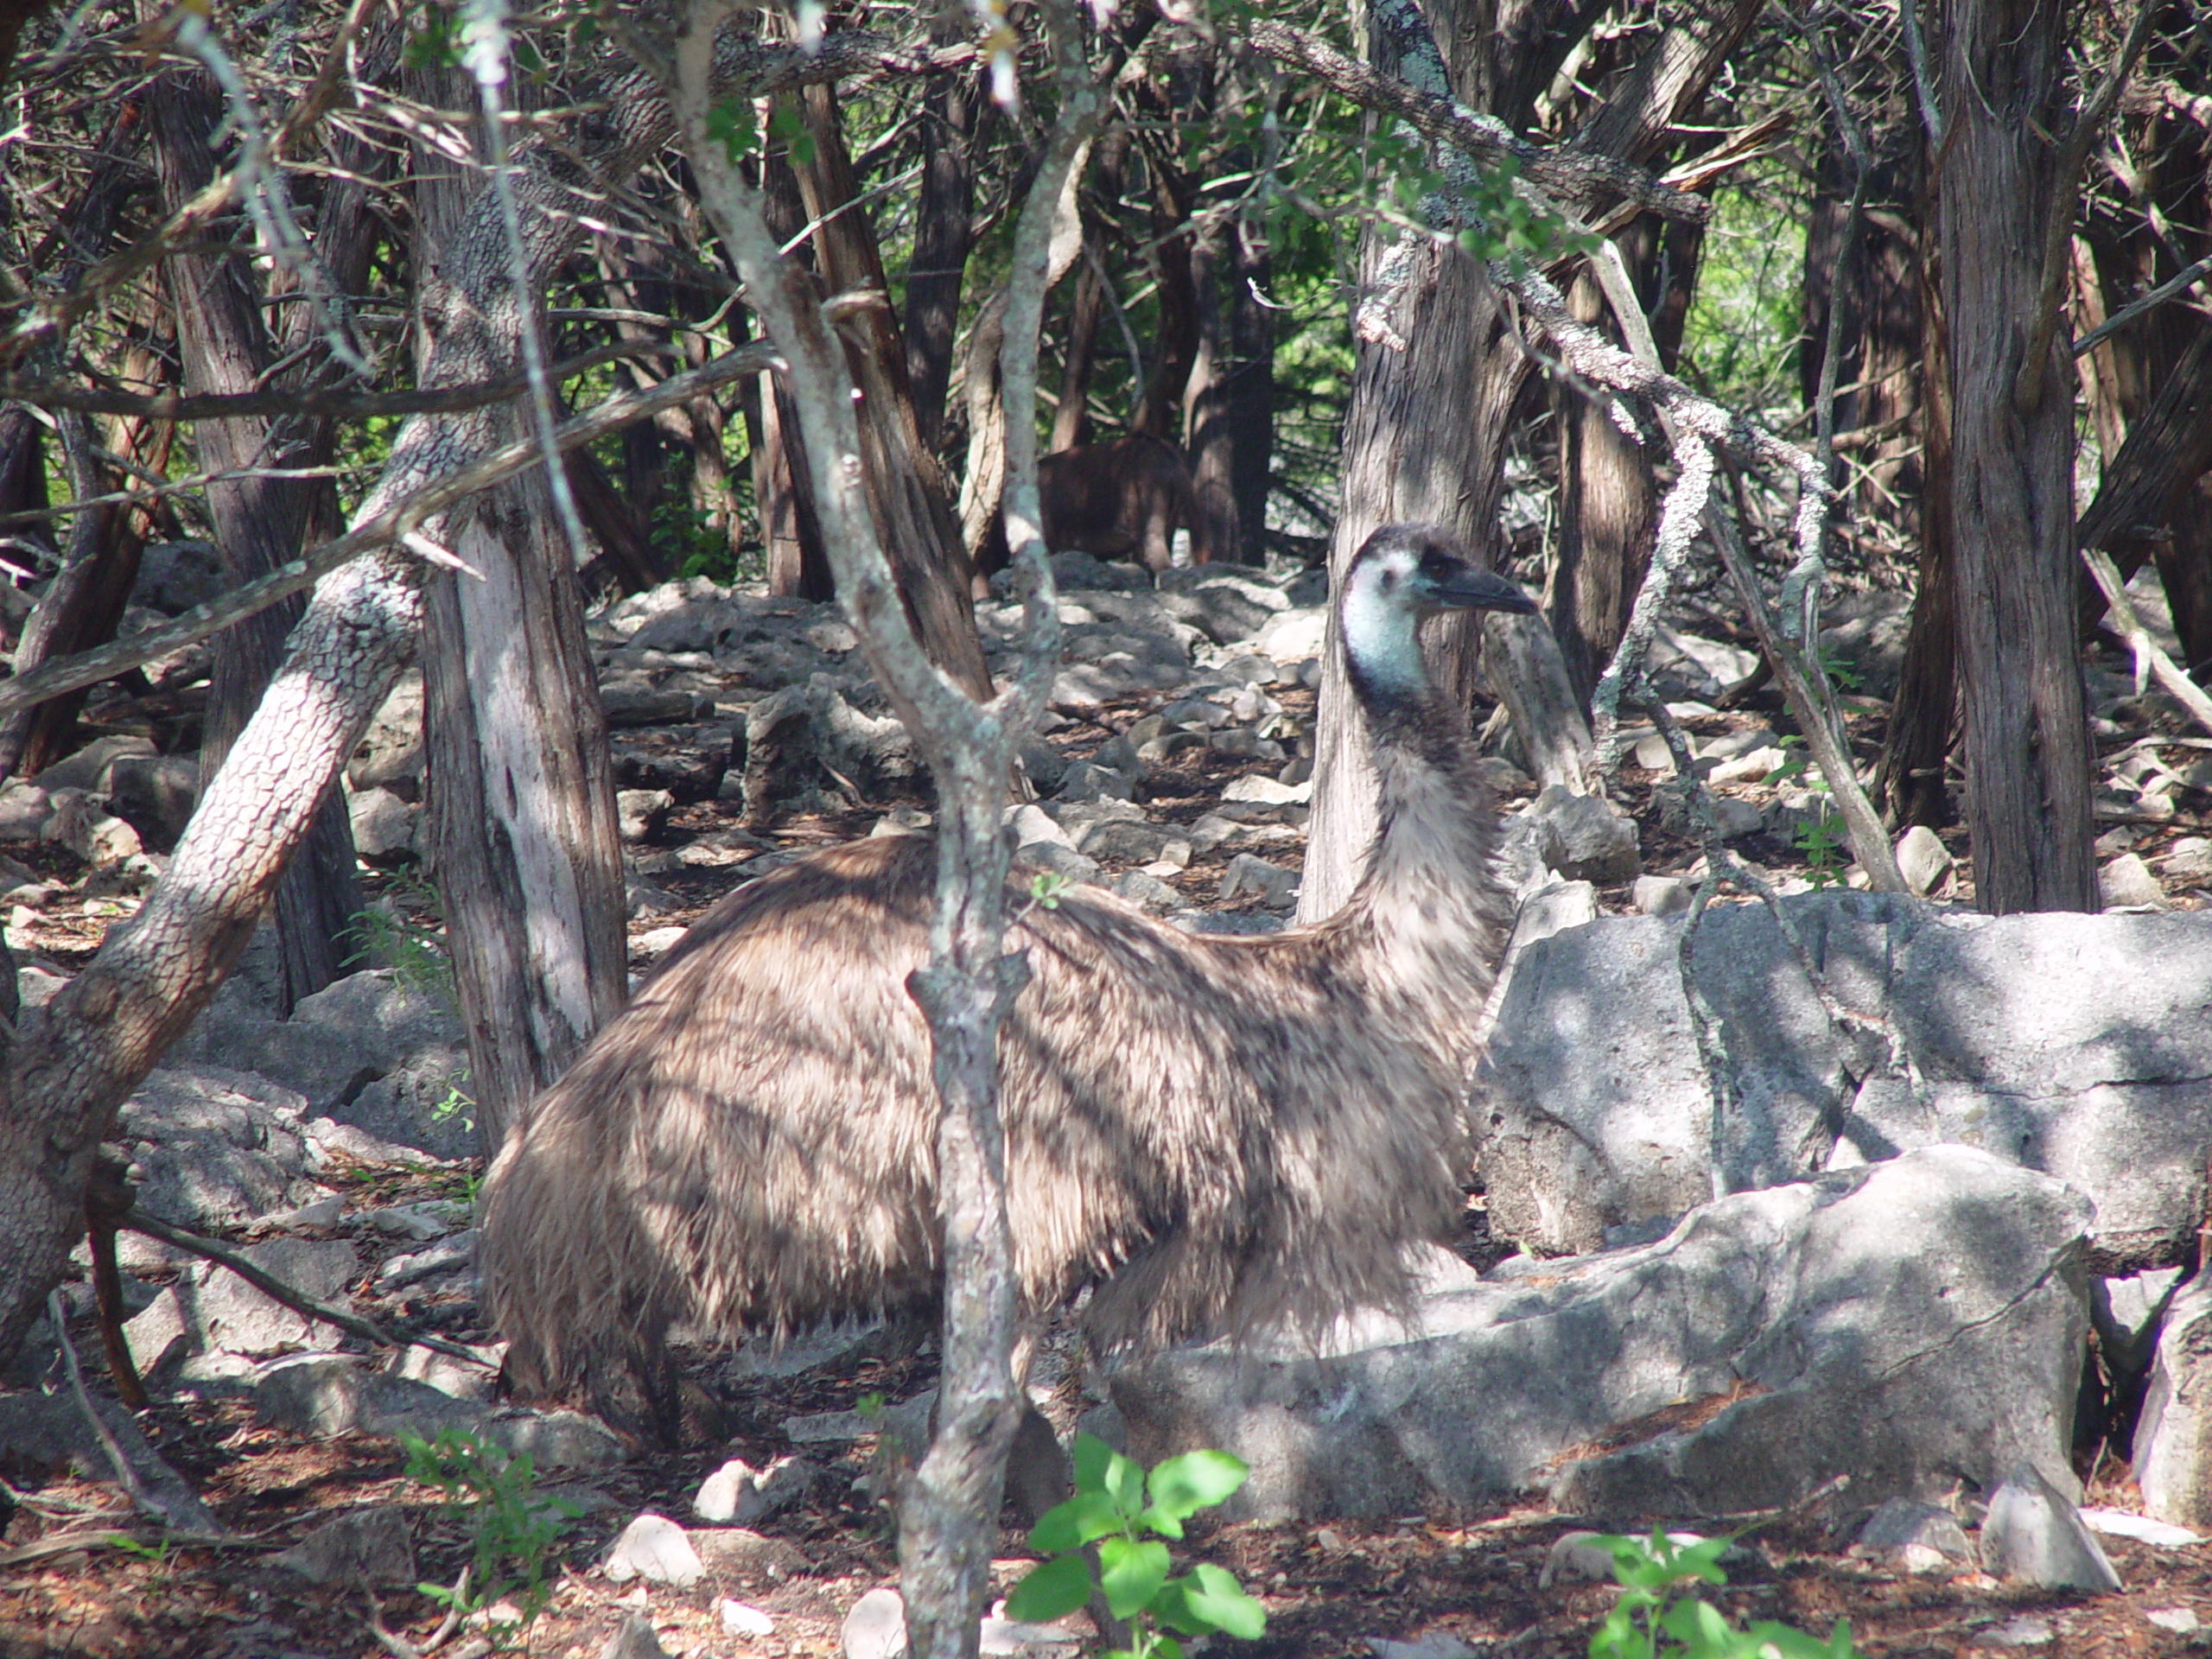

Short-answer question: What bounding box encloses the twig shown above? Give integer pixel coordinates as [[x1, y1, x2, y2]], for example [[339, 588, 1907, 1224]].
[[0, 340, 781, 721], [365, 1567, 472, 1658], [122, 1211, 493, 1369], [2081, 544, 2212, 739], [2015, 0, 2158, 415], [0, 339, 677, 423], [2072, 249, 2212, 359], [45, 1290, 164, 1526]]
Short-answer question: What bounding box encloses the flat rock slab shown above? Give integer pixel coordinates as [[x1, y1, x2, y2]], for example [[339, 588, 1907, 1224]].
[[1108, 1147, 2088, 1522], [1480, 894, 2212, 1269]]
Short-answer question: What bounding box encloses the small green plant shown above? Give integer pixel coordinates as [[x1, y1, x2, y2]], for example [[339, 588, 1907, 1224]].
[[1586, 1530, 1863, 1659], [429, 1067, 478, 1136], [1006, 1435, 1265, 1659], [1027, 871, 1075, 912], [1792, 811, 1847, 890], [401, 1427, 580, 1632], [345, 876, 456, 1008]]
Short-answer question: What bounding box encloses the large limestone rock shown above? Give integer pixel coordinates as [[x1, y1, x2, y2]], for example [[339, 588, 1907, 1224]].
[[1108, 1147, 2088, 1522], [1479, 894, 2212, 1269]]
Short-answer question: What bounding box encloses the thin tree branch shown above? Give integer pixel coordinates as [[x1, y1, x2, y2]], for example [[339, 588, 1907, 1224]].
[[1, 340, 676, 423], [0, 341, 781, 721], [2015, 0, 2158, 415], [2073, 248, 2212, 359]]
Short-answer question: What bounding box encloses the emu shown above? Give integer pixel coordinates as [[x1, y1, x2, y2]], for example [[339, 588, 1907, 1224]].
[[479, 524, 1534, 1404]]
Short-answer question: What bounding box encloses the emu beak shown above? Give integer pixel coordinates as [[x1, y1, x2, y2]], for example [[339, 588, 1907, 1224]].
[[1431, 563, 1537, 616]]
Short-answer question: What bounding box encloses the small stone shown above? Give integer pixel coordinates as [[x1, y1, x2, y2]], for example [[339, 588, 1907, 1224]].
[[634, 925, 688, 959], [1219, 853, 1299, 909], [1707, 747, 1789, 786], [2163, 836, 2212, 882], [1220, 773, 1312, 807], [1524, 785, 1640, 883], [1711, 798, 1764, 840], [370, 1203, 458, 1241], [1632, 733, 1676, 774], [374, 1230, 475, 1290], [2146, 1607, 2200, 1633], [616, 789, 674, 842], [1007, 804, 1072, 850], [2101, 852, 2166, 911], [598, 1615, 671, 1659], [694, 1455, 819, 1525], [1077, 819, 1176, 863], [1980, 1466, 2121, 1592], [1364, 1635, 1478, 1659], [347, 787, 418, 862], [1978, 1614, 2054, 1648], [1852, 1497, 1974, 1574], [1537, 1531, 1619, 1586], [603, 1513, 703, 1588], [843, 1586, 909, 1659], [721, 1600, 777, 1637], [273, 1506, 416, 1586], [1895, 824, 1954, 896], [1631, 874, 1693, 917], [693, 1527, 810, 1581], [2080, 1507, 2201, 1548], [1136, 730, 1208, 765], [264, 1194, 345, 1232], [1111, 871, 1184, 913], [1697, 726, 1779, 762], [1055, 762, 1135, 804]]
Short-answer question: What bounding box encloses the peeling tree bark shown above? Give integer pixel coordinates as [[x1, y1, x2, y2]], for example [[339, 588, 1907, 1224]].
[[1937, 0, 2094, 913]]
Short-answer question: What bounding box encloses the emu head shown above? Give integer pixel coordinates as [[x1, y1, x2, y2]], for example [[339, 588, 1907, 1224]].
[[1339, 523, 1535, 703]]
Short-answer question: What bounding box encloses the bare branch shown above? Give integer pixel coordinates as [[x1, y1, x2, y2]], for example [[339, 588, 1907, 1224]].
[[1237, 18, 1710, 224], [0, 341, 781, 721]]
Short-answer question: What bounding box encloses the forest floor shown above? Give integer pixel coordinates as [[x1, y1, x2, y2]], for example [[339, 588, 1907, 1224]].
[[6, 630, 2212, 1658]]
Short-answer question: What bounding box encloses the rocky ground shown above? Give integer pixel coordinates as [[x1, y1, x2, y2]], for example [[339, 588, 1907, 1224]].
[[3, 549, 2212, 1656]]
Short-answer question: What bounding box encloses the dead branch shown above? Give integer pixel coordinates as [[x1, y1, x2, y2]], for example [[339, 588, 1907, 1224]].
[[0, 340, 781, 722]]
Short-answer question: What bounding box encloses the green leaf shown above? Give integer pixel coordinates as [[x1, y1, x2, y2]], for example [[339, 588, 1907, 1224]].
[[1028, 1491, 1126, 1555], [1146, 1450, 1248, 1526], [1096, 1536, 1171, 1619], [1179, 1563, 1266, 1639], [1071, 1433, 1116, 1492], [1004, 1554, 1093, 1624], [1101, 1449, 1147, 1519]]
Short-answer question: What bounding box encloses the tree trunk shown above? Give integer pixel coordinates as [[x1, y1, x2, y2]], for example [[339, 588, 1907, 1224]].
[[757, 151, 835, 601], [903, 54, 982, 454], [1936, 0, 2094, 913], [149, 69, 363, 1014], [1225, 214, 1276, 563], [1183, 217, 1242, 566], [1049, 256, 1105, 454], [792, 83, 991, 699], [406, 62, 630, 1157]]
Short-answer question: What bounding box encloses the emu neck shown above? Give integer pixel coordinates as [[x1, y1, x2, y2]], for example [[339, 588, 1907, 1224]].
[[1334, 674, 1506, 1071]]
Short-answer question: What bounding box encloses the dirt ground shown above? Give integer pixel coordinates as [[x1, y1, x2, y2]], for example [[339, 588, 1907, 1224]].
[[5, 650, 2212, 1657]]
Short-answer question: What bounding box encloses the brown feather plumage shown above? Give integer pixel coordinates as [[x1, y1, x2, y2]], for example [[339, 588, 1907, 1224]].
[[480, 524, 1525, 1395]]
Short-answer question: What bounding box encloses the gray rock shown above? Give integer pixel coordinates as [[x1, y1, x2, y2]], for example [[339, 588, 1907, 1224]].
[[35, 734, 156, 797], [348, 787, 419, 862], [1111, 871, 1184, 913], [2164, 837, 2212, 883], [180, 1236, 359, 1357], [2101, 853, 2167, 910], [843, 1586, 910, 1659], [238, 970, 469, 1157], [349, 670, 425, 799], [1014, 842, 1102, 887], [1055, 762, 1136, 804], [1710, 797, 1764, 840], [721, 1602, 778, 1637], [375, 1230, 476, 1290], [1108, 1147, 2088, 1522], [106, 753, 198, 845], [273, 1506, 416, 1586], [2133, 1275, 2212, 1525], [615, 788, 674, 842], [1077, 818, 1175, 863], [1219, 853, 1299, 909], [1980, 1465, 2121, 1592], [1852, 1497, 1975, 1574], [1896, 825, 1954, 896], [0, 783, 48, 842], [112, 1065, 315, 1230], [48, 788, 142, 865], [694, 1454, 821, 1524], [1018, 740, 1068, 795], [0, 1390, 221, 1534], [599, 1616, 671, 1659], [1632, 874, 1693, 917], [1155, 569, 1288, 644], [603, 1512, 703, 1587], [602, 681, 699, 728], [2093, 1267, 2186, 1387], [744, 679, 918, 816], [1522, 785, 1640, 883], [1480, 894, 2212, 1270], [1818, 591, 1911, 700], [252, 1354, 619, 1467], [1137, 730, 1208, 765], [264, 1192, 345, 1232]]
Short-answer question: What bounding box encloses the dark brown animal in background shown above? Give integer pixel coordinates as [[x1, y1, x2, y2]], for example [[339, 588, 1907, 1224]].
[[478, 524, 1534, 1408], [980, 433, 1208, 579]]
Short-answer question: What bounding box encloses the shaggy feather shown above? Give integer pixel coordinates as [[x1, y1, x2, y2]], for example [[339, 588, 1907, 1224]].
[[480, 523, 1529, 1395]]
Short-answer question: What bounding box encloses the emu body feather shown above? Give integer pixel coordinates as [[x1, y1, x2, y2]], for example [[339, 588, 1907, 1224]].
[[480, 524, 1528, 1394]]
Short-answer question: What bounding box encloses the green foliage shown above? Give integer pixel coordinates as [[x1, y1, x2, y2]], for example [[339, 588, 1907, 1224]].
[[1007, 1435, 1265, 1659], [1586, 1531, 1864, 1659], [403, 5, 463, 70], [401, 1427, 581, 1631], [1027, 870, 1074, 912], [344, 876, 456, 1009], [1677, 178, 1807, 414], [1792, 811, 1847, 890]]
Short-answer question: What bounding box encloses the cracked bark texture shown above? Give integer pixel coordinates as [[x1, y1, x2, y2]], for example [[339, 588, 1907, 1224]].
[[1937, 0, 2094, 913]]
